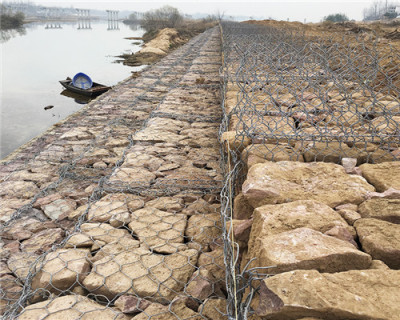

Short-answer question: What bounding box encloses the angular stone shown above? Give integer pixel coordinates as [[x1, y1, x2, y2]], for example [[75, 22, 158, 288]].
[[127, 196, 146, 211], [342, 157, 358, 175], [31, 249, 91, 292], [220, 131, 251, 153], [185, 213, 222, 249], [335, 203, 358, 211], [0, 262, 11, 276], [355, 218, 400, 269], [155, 166, 216, 189], [20, 228, 64, 254], [229, 114, 295, 138], [198, 298, 227, 320], [114, 295, 151, 314], [64, 233, 94, 248], [0, 181, 39, 199], [83, 248, 198, 302], [249, 200, 354, 247], [131, 300, 202, 320], [109, 167, 156, 187], [231, 219, 253, 250], [336, 208, 361, 225], [1, 217, 45, 241], [324, 226, 358, 248], [197, 248, 226, 284], [124, 153, 164, 171], [0, 274, 23, 315], [241, 143, 304, 168], [8, 170, 54, 186], [181, 198, 220, 216], [358, 199, 400, 223], [59, 127, 94, 140], [128, 207, 187, 253], [247, 228, 371, 274], [359, 162, 400, 192], [256, 269, 400, 320], [366, 187, 400, 200], [370, 260, 390, 270], [105, 138, 130, 148], [93, 161, 108, 169], [79, 222, 133, 245], [233, 192, 253, 220], [68, 205, 87, 220], [91, 236, 141, 262], [145, 197, 184, 212], [242, 161, 375, 208], [169, 297, 203, 320], [301, 141, 358, 163], [18, 295, 130, 320], [186, 269, 223, 301], [34, 193, 63, 208], [87, 199, 129, 225], [7, 252, 39, 282], [129, 303, 170, 320], [42, 198, 77, 220]]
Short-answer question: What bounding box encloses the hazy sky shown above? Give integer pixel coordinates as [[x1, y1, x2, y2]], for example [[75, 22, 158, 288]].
[[34, 0, 388, 22]]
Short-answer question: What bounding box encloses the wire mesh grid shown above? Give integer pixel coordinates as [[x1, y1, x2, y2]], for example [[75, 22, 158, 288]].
[[218, 21, 400, 319], [0, 27, 233, 320], [2, 21, 400, 320]]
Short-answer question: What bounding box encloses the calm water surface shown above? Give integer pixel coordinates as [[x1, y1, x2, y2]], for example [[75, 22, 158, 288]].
[[1, 21, 145, 159]]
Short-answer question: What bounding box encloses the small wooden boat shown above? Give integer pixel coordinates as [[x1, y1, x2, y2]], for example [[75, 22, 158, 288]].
[[59, 77, 111, 97]]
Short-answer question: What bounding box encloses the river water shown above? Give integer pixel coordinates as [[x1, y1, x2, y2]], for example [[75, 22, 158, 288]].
[[1, 21, 145, 159]]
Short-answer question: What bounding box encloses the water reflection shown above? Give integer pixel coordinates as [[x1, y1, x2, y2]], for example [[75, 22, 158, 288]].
[[128, 24, 140, 31], [0, 27, 26, 43], [108, 20, 119, 30], [60, 90, 91, 104], [45, 23, 62, 29], [77, 19, 92, 30], [77, 8, 92, 30], [107, 10, 119, 30]]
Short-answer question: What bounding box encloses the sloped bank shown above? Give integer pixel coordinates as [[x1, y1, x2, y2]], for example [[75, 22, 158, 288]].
[[1, 27, 229, 319]]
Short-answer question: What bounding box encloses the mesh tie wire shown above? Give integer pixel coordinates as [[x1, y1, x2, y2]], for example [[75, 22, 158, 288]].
[[226, 139, 239, 320]]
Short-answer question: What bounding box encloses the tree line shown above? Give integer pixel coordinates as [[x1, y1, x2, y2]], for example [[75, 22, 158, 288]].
[[0, 10, 25, 30]]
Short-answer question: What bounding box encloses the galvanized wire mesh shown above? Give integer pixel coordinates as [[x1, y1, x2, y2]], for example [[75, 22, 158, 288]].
[[2, 21, 400, 320], [218, 21, 400, 319], [1, 27, 230, 320]]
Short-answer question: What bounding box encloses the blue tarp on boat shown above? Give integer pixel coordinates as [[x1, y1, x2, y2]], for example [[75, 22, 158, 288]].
[[72, 72, 93, 89]]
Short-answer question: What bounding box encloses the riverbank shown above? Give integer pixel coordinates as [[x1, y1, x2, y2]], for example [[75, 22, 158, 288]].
[[1, 21, 144, 159], [1, 27, 223, 318], [119, 20, 217, 66]]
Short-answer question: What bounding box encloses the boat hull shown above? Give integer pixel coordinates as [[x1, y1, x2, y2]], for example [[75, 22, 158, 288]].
[[59, 79, 111, 97]]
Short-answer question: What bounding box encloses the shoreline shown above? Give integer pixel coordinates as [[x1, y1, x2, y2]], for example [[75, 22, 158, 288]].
[[1, 24, 206, 163]]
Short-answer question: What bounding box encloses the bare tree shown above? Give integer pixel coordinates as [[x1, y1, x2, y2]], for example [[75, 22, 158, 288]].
[[142, 5, 183, 30]]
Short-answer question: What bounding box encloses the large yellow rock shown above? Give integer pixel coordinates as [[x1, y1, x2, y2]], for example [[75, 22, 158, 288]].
[[18, 295, 130, 320], [242, 161, 375, 208], [185, 213, 222, 250], [355, 218, 400, 269], [82, 248, 198, 303], [358, 198, 400, 223], [241, 143, 304, 168], [246, 200, 355, 262], [359, 162, 400, 192], [31, 249, 91, 293], [128, 207, 187, 254], [256, 269, 400, 319], [246, 228, 371, 274]]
